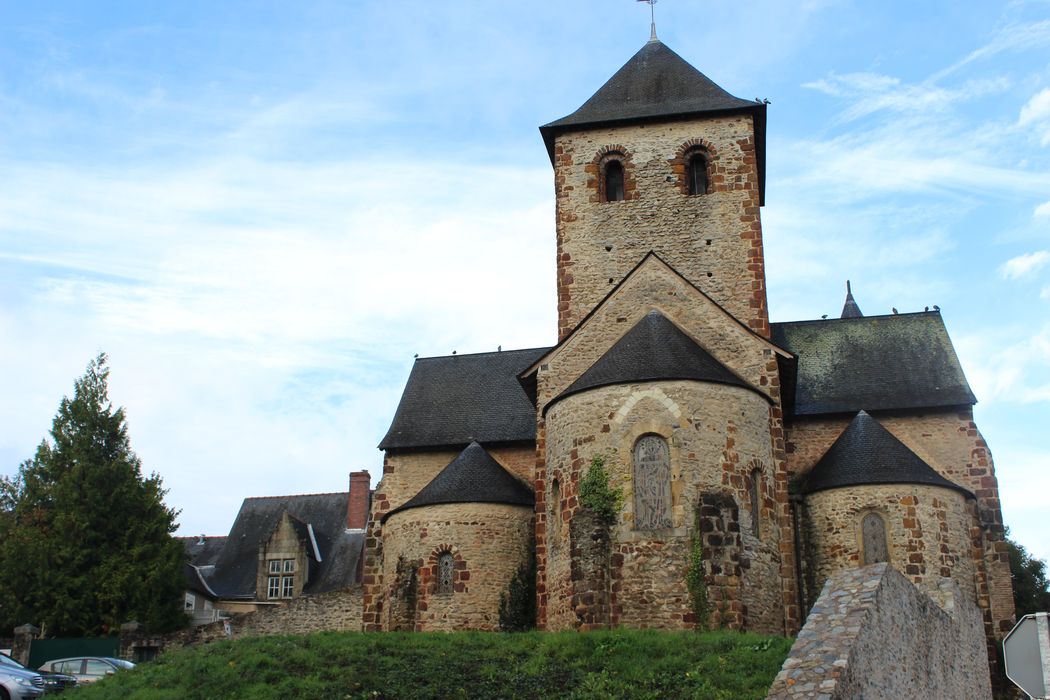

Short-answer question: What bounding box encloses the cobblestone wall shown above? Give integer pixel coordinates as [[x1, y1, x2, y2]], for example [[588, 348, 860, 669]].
[[803, 484, 977, 607], [767, 563, 991, 699], [361, 446, 534, 631], [542, 380, 785, 633], [552, 115, 768, 340], [380, 502, 533, 631], [786, 409, 1014, 654], [119, 585, 364, 659]]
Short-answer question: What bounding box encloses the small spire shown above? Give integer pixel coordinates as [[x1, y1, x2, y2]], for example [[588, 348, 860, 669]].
[[638, 0, 658, 42], [841, 280, 863, 318]]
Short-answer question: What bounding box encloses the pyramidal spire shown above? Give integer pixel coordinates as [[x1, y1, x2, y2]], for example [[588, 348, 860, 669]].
[[841, 280, 863, 318]]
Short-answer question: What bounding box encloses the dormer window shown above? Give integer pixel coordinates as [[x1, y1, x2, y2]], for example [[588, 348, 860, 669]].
[[604, 160, 625, 202], [267, 558, 296, 599], [687, 152, 708, 195]]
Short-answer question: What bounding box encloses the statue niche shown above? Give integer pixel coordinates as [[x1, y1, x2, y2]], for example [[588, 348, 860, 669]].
[[633, 434, 672, 529]]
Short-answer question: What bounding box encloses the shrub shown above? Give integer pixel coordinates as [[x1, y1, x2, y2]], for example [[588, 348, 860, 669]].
[[578, 454, 623, 524], [499, 553, 536, 632]]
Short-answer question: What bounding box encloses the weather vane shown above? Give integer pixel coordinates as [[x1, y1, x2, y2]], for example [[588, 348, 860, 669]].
[[637, 0, 658, 41]]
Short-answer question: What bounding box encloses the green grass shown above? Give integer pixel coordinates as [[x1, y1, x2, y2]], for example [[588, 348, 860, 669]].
[[74, 628, 792, 700]]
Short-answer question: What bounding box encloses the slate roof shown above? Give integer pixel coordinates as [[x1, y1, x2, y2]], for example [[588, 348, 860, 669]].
[[770, 312, 976, 417], [546, 310, 757, 414], [798, 411, 973, 498], [205, 493, 362, 599], [379, 347, 551, 451], [180, 535, 227, 568], [381, 441, 534, 523], [179, 535, 227, 599], [539, 40, 767, 203]]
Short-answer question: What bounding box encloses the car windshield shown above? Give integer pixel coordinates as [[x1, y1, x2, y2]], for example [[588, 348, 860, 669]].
[[108, 658, 135, 670], [0, 653, 27, 670]]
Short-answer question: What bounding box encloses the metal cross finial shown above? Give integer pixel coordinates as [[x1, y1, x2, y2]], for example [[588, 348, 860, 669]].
[[637, 0, 658, 42]]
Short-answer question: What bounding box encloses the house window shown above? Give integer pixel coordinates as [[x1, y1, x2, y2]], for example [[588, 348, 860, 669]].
[[184, 592, 196, 611], [861, 513, 889, 565], [749, 467, 762, 539], [267, 558, 296, 599], [437, 552, 455, 595], [687, 152, 708, 195], [604, 160, 625, 202], [633, 434, 672, 529]]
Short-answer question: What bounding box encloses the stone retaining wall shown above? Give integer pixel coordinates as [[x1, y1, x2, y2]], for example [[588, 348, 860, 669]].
[[767, 563, 990, 699], [120, 585, 363, 659]]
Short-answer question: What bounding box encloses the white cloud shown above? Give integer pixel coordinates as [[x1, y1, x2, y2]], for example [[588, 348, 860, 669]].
[[803, 72, 1009, 125], [999, 251, 1050, 279], [1019, 88, 1050, 144], [1036, 201, 1050, 218], [958, 324, 1050, 406], [934, 19, 1050, 80]]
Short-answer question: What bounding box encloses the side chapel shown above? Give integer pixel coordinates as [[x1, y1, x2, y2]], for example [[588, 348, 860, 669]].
[[359, 38, 1015, 654]]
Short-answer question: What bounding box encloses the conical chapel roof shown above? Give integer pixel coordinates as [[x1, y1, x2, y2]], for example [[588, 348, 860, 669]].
[[545, 310, 758, 414], [380, 441, 534, 523], [799, 411, 973, 498], [539, 39, 767, 201]]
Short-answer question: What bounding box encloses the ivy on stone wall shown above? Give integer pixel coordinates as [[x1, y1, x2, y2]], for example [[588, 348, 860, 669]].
[[498, 552, 536, 632], [686, 509, 709, 629], [578, 454, 623, 525]]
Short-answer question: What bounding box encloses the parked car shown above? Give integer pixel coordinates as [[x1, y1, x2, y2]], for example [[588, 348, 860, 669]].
[[0, 653, 76, 696], [37, 657, 134, 685], [0, 653, 44, 700]]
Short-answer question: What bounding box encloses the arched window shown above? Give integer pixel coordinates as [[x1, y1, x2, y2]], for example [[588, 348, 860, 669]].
[[861, 513, 889, 565], [437, 552, 455, 595], [633, 434, 672, 529], [749, 467, 762, 539], [687, 152, 708, 195], [604, 160, 625, 202], [551, 478, 563, 541]]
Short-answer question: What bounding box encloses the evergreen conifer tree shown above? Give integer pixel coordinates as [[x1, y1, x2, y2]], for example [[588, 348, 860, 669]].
[[0, 354, 186, 636]]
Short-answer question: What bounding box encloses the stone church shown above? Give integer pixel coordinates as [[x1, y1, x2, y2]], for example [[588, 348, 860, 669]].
[[359, 38, 1015, 651]]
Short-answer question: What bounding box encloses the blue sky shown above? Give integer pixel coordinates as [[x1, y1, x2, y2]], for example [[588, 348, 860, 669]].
[[1, 1, 1048, 561]]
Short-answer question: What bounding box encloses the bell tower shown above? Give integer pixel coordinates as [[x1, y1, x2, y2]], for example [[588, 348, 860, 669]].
[[540, 40, 770, 341]]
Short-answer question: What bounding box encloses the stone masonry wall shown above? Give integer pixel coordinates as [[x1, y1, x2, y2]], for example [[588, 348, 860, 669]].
[[552, 115, 768, 340], [542, 380, 785, 633], [803, 484, 977, 608], [361, 446, 534, 630], [380, 502, 533, 631], [766, 563, 991, 699], [119, 586, 363, 659], [786, 409, 1013, 643]]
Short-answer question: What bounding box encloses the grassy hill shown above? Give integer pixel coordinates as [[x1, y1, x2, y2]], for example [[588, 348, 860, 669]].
[[73, 628, 791, 699]]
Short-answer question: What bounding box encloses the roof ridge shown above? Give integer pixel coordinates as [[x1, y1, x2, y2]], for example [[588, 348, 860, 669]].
[[414, 345, 553, 362], [243, 491, 349, 502], [772, 310, 939, 327]]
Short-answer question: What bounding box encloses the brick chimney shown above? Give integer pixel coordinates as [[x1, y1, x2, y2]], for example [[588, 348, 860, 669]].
[[347, 470, 371, 530]]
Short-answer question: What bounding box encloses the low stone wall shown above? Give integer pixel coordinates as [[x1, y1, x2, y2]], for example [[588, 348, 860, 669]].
[[767, 563, 991, 699], [121, 585, 363, 659]]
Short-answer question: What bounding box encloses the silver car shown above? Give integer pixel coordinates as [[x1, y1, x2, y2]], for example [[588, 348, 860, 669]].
[[37, 657, 134, 685], [0, 654, 44, 700]]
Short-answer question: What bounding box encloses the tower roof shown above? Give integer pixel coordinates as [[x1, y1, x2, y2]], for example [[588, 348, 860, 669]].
[[381, 441, 534, 523], [545, 310, 757, 414], [799, 411, 973, 498], [841, 280, 863, 318], [539, 40, 766, 202]]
